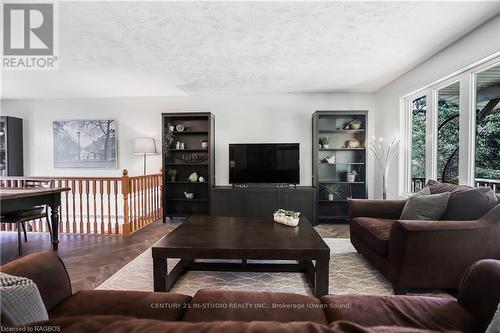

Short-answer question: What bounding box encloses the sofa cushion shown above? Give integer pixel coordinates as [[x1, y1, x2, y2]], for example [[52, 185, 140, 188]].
[[400, 188, 450, 220], [426, 180, 498, 220], [50, 290, 191, 321], [321, 295, 480, 333], [26, 316, 443, 333], [0, 272, 49, 326], [350, 218, 394, 257], [183, 289, 328, 324]]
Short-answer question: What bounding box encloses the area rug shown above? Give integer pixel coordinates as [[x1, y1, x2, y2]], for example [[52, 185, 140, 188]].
[[97, 238, 395, 296]]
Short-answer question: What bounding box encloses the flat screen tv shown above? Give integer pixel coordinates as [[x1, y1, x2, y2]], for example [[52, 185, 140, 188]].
[[229, 143, 299, 184]]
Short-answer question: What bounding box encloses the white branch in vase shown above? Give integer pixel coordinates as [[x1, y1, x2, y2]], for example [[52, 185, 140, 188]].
[[369, 137, 399, 199]]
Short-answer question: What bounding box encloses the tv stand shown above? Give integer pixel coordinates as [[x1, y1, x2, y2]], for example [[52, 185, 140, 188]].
[[211, 186, 316, 225], [232, 183, 297, 189]]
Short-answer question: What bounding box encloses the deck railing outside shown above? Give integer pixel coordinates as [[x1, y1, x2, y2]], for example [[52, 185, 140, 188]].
[[0, 170, 163, 236], [411, 177, 500, 194], [475, 178, 500, 194]]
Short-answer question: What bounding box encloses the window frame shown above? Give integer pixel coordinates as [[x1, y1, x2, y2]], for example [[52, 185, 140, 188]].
[[401, 55, 500, 196]]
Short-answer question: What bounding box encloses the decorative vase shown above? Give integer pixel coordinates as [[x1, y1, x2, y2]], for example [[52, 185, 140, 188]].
[[201, 142, 208, 149], [345, 139, 360, 148], [198, 176, 206, 182], [326, 155, 336, 164], [328, 193, 334, 201], [169, 125, 175, 132], [347, 174, 356, 182], [188, 172, 198, 182]]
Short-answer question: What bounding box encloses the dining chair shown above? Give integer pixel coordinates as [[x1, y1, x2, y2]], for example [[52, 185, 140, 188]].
[[0, 179, 54, 255]]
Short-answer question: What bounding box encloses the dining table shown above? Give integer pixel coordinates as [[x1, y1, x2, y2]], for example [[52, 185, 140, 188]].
[[0, 187, 70, 250]]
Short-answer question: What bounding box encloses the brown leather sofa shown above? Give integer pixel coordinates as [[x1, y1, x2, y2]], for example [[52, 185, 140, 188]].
[[349, 182, 500, 294], [1, 252, 500, 333]]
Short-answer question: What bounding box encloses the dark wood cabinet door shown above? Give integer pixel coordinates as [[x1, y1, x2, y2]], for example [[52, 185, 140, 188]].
[[277, 191, 315, 224], [245, 191, 277, 218], [211, 190, 245, 217]]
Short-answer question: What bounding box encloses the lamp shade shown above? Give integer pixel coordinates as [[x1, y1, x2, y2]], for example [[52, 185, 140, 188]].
[[133, 137, 158, 155]]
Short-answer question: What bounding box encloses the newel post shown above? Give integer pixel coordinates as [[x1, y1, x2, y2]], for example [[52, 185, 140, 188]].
[[160, 167, 165, 222], [121, 169, 131, 236]]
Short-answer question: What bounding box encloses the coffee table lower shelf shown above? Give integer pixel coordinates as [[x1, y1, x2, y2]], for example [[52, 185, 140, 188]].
[[152, 257, 329, 297]]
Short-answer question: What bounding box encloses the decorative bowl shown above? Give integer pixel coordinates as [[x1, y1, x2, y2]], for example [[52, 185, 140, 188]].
[[273, 213, 299, 227], [184, 192, 194, 199]]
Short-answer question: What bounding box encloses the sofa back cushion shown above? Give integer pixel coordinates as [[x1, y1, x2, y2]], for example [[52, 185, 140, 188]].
[[0, 252, 72, 312], [24, 316, 443, 333], [400, 188, 450, 221], [183, 289, 328, 324], [426, 180, 498, 220]]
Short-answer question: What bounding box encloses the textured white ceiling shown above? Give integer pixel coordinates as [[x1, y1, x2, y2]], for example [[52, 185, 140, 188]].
[[2, 1, 500, 99]]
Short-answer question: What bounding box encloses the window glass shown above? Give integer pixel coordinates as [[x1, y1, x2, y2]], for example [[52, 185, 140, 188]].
[[437, 82, 460, 184], [410, 96, 426, 192], [475, 64, 500, 190]]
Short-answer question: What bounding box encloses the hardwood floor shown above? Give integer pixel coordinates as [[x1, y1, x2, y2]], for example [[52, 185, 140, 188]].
[[0, 219, 349, 292]]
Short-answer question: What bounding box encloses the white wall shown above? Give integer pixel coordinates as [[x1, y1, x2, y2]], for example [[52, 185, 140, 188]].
[[0, 93, 375, 195], [374, 15, 500, 199]]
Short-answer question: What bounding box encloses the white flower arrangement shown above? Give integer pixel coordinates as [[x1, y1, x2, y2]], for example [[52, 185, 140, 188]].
[[273, 209, 300, 227]]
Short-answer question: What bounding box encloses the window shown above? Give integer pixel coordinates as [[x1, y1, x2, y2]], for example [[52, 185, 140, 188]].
[[403, 57, 500, 195], [410, 96, 426, 192], [475, 64, 500, 184], [437, 82, 460, 184]]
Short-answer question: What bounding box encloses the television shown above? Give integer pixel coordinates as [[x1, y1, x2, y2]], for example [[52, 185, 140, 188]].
[[229, 143, 300, 184]]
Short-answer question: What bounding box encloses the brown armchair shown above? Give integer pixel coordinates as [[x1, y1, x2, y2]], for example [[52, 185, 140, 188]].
[[349, 197, 500, 294]]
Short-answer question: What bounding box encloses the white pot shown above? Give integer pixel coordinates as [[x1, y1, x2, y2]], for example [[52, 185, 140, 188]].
[[350, 123, 361, 130], [201, 142, 208, 149], [328, 193, 334, 201], [347, 174, 356, 182], [323, 144, 329, 149]]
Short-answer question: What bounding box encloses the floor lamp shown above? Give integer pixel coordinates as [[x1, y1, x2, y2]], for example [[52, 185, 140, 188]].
[[134, 137, 158, 175]]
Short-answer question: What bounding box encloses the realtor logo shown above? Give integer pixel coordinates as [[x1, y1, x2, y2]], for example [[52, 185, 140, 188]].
[[2, 2, 58, 70]]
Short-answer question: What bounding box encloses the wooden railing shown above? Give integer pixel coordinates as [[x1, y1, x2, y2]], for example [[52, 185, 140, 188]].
[[0, 170, 163, 236], [475, 178, 500, 194], [411, 177, 500, 194]]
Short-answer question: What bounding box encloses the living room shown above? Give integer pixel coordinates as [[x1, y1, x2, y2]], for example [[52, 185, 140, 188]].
[[1, 2, 499, 332]]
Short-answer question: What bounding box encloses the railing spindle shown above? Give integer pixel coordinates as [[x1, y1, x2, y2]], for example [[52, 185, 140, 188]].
[[78, 180, 83, 233], [107, 179, 112, 234], [86, 180, 90, 234], [114, 179, 119, 234]]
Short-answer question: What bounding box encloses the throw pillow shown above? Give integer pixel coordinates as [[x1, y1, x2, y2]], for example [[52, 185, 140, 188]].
[[485, 302, 500, 333], [0, 272, 48, 326], [426, 180, 498, 220], [400, 187, 450, 220]]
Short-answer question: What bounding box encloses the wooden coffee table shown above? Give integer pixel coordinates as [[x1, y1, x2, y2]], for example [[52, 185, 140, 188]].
[[152, 216, 330, 297]]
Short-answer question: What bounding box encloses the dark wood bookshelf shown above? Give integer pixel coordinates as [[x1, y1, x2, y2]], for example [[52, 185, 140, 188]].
[[0, 116, 23, 176], [162, 113, 215, 221], [312, 110, 368, 224], [319, 148, 366, 151]]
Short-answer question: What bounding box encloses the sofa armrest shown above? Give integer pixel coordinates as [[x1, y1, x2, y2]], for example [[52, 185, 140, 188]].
[[457, 259, 500, 329], [0, 252, 72, 312], [388, 219, 500, 290], [348, 199, 407, 220]]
